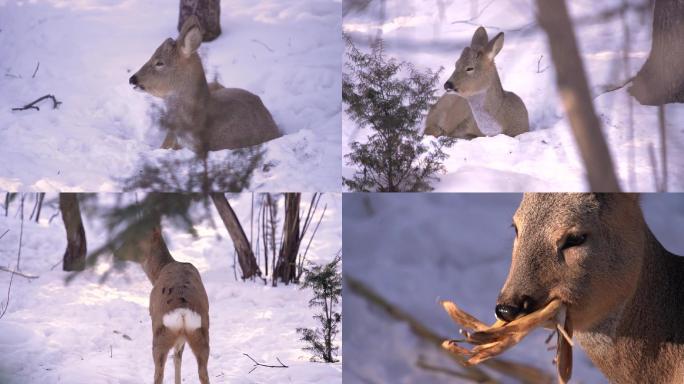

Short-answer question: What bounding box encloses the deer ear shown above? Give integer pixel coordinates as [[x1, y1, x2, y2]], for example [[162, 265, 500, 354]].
[[484, 32, 504, 61], [471, 26, 489, 49], [179, 16, 203, 57]]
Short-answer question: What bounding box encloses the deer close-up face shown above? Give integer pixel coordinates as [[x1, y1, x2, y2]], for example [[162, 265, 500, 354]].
[[129, 18, 204, 99], [444, 28, 503, 97], [497, 193, 645, 332]]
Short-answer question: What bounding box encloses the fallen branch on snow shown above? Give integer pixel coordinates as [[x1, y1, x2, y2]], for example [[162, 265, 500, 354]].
[[12, 94, 62, 112], [0, 266, 38, 280], [243, 353, 288, 373]]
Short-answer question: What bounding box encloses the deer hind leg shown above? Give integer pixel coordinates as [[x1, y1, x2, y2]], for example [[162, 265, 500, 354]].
[[152, 328, 176, 384], [161, 131, 181, 150], [173, 340, 185, 384], [187, 328, 210, 384]]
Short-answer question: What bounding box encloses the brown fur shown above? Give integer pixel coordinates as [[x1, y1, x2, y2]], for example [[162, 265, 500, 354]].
[[126, 226, 210, 384], [444, 27, 528, 137], [499, 193, 684, 383], [130, 16, 281, 153], [424, 94, 480, 139]]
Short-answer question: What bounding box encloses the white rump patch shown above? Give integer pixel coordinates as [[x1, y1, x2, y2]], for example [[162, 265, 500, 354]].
[[162, 308, 202, 332]]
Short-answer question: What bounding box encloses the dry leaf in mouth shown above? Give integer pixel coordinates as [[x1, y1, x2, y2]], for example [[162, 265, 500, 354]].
[[441, 298, 574, 382]]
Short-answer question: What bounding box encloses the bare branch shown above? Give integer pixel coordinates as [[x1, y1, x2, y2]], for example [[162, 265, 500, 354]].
[[0, 266, 38, 280], [243, 353, 288, 374], [12, 94, 62, 112]]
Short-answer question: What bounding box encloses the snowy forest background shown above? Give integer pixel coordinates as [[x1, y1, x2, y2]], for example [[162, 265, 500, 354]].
[[0, 192, 342, 383], [342, 0, 684, 192]]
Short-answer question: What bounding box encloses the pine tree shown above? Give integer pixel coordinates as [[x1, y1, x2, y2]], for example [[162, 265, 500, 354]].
[[297, 255, 342, 363], [343, 36, 454, 192]]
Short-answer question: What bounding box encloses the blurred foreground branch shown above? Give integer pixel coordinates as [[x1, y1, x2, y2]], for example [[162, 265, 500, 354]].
[[346, 275, 553, 384], [536, 0, 621, 192]]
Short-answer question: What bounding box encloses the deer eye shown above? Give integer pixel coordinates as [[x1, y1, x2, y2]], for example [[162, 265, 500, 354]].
[[466, 67, 474, 72], [155, 60, 165, 67], [561, 234, 587, 250]]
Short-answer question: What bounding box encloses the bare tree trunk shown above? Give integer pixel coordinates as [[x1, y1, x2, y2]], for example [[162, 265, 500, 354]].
[[629, 0, 684, 105], [211, 193, 261, 280], [34, 193, 45, 223], [536, 0, 621, 192], [273, 193, 301, 285], [60, 193, 86, 271], [178, 0, 221, 42]]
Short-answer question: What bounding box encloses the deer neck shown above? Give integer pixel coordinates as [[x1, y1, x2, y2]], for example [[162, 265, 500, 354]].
[[141, 236, 177, 284], [575, 231, 684, 382], [164, 57, 211, 130], [466, 71, 505, 136]]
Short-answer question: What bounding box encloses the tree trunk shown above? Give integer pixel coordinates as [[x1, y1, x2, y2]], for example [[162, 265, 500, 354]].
[[34, 193, 45, 223], [211, 193, 261, 280], [178, 0, 221, 42], [629, 0, 684, 105], [60, 193, 86, 271], [536, 0, 621, 192], [274, 193, 301, 285]]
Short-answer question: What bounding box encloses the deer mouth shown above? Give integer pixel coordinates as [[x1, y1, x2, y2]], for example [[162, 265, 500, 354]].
[[132, 84, 146, 91]]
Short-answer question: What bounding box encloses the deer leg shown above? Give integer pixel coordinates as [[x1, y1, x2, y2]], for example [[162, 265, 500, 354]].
[[161, 131, 181, 150], [173, 341, 185, 384], [152, 329, 175, 384], [187, 329, 210, 384]]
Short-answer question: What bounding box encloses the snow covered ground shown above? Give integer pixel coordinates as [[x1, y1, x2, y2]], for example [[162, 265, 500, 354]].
[[0, 193, 342, 383], [343, 0, 684, 191], [342, 193, 684, 383], [0, 0, 341, 192]]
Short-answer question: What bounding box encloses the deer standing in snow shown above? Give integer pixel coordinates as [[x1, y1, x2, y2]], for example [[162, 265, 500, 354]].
[[119, 225, 210, 384]]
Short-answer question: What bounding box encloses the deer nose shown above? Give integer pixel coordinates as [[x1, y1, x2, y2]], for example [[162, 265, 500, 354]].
[[444, 81, 455, 92], [495, 296, 535, 322], [129, 75, 138, 85]]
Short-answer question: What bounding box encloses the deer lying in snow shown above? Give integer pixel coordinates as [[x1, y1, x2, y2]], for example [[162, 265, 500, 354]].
[[129, 16, 281, 153], [427, 26, 529, 138], [498, 193, 684, 383]]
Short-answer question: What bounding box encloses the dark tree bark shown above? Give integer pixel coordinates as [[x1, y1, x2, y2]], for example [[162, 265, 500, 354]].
[[60, 194, 86, 271], [34, 193, 45, 223], [273, 193, 301, 285], [178, 0, 221, 42], [629, 0, 684, 105], [211, 193, 261, 280], [536, 0, 621, 192]]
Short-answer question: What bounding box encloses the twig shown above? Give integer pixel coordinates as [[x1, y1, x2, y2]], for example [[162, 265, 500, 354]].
[[250, 39, 274, 53], [0, 229, 8, 241], [0, 266, 38, 280], [12, 94, 62, 112], [536, 55, 548, 73], [346, 275, 553, 383], [657, 105, 668, 191], [593, 76, 635, 99], [416, 356, 483, 382], [0, 202, 24, 319], [243, 353, 288, 374], [32, 61, 40, 79], [647, 143, 660, 191], [451, 0, 496, 25]]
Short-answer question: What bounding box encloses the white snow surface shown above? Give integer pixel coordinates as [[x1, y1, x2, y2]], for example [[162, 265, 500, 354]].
[[0, 193, 342, 383], [343, 0, 684, 191], [342, 193, 684, 383], [0, 0, 341, 192]]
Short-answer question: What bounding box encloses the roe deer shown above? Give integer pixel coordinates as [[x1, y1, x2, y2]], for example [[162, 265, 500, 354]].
[[444, 27, 529, 137], [424, 94, 480, 139], [129, 16, 281, 153], [497, 193, 684, 383], [119, 226, 210, 384]]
